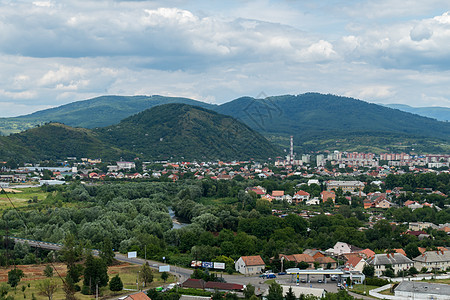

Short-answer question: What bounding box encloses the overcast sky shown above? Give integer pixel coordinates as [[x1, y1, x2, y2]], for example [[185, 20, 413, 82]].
[[1, 0, 450, 117]]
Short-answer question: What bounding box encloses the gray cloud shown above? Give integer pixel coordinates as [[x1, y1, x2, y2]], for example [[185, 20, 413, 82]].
[[0, 0, 450, 117]]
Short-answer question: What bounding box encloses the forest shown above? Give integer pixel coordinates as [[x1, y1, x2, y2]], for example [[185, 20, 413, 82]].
[[1, 175, 448, 271]]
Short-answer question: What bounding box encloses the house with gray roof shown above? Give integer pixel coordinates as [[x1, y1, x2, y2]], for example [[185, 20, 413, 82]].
[[367, 253, 413, 277], [395, 281, 450, 300], [413, 250, 450, 272]]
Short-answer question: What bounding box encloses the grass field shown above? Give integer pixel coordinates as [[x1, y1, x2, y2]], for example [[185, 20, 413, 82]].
[[350, 284, 379, 296], [0, 262, 175, 299], [0, 187, 46, 210], [422, 278, 450, 284]]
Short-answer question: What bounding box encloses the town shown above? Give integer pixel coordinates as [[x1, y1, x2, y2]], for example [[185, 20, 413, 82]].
[[0, 149, 449, 299]]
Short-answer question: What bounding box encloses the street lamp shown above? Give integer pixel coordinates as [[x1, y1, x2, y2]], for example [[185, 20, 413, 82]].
[[137, 271, 140, 291]]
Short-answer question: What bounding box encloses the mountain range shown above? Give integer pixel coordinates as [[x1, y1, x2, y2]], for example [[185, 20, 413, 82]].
[[1, 93, 449, 160], [0, 104, 278, 162], [384, 104, 450, 122]]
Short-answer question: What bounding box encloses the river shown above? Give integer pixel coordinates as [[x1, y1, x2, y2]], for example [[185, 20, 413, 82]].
[[168, 207, 189, 229]]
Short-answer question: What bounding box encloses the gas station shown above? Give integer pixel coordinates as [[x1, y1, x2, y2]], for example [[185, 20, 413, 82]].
[[285, 268, 365, 286]]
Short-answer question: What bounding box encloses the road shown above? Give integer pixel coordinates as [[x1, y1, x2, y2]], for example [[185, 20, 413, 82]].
[[12, 237, 347, 297]]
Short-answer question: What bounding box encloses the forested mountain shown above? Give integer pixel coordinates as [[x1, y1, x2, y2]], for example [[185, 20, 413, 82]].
[[0, 123, 126, 161], [0, 104, 278, 162], [96, 103, 279, 161], [385, 103, 450, 122], [0, 95, 215, 135], [216, 93, 450, 153], [1, 93, 449, 154]]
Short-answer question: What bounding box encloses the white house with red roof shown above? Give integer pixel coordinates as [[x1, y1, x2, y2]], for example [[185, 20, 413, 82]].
[[293, 190, 310, 204], [235, 255, 266, 275], [343, 254, 367, 272]]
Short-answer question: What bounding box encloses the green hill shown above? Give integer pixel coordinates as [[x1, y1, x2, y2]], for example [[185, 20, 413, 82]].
[[96, 103, 279, 160], [0, 105, 278, 162], [216, 93, 450, 153], [1, 93, 449, 154], [0, 123, 126, 161], [0, 95, 216, 135]]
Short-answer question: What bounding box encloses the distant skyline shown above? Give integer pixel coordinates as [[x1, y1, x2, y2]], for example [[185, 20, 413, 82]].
[[1, 0, 450, 117]]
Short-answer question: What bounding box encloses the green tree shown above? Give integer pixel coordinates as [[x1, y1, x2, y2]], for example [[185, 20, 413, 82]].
[[99, 237, 115, 266], [243, 284, 255, 299], [362, 265, 375, 277], [44, 265, 54, 278], [83, 254, 109, 294], [7, 268, 24, 288], [405, 244, 421, 259], [139, 262, 154, 288], [37, 279, 58, 300], [285, 286, 296, 300], [267, 282, 283, 300], [211, 290, 223, 300], [161, 272, 169, 283], [109, 274, 123, 292], [0, 283, 9, 298]]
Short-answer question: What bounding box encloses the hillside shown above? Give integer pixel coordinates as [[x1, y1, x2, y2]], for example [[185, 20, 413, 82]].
[[0, 95, 215, 135], [0, 123, 126, 161], [385, 104, 450, 122], [96, 104, 279, 160], [1, 93, 450, 154], [0, 105, 278, 162], [216, 93, 450, 153]]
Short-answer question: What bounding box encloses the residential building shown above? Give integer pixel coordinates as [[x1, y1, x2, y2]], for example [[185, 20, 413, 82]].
[[272, 190, 285, 201], [305, 197, 321, 205], [320, 191, 336, 203], [314, 256, 337, 269], [235, 255, 265, 275], [413, 250, 450, 272], [117, 161, 136, 170], [343, 254, 366, 273], [367, 253, 414, 277], [395, 281, 450, 300], [292, 190, 310, 204], [279, 254, 315, 269], [326, 180, 365, 192], [326, 242, 362, 256]]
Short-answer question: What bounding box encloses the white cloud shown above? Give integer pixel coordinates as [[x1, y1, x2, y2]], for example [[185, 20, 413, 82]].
[[0, 0, 450, 117]]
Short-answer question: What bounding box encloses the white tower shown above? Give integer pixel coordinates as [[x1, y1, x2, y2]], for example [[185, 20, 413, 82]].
[[290, 136, 294, 165]]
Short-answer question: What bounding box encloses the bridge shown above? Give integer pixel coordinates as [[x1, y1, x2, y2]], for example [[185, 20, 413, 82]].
[[10, 236, 193, 282]]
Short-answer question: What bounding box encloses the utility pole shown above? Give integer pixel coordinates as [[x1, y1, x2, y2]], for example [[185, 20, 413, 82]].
[[145, 245, 147, 261]]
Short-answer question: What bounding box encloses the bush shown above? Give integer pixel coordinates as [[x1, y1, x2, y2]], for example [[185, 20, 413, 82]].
[[109, 275, 123, 292], [81, 285, 90, 295], [176, 288, 211, 297], [364, 277, 389, 287]]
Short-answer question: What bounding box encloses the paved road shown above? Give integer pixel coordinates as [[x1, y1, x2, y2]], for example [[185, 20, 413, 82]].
[[12, 237, 350, 298]]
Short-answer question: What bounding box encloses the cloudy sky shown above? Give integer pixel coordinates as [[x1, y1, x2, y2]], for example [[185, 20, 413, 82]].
[[1, 0, 450, 117]]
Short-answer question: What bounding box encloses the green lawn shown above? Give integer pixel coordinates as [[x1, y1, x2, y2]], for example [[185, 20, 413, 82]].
[[0, 187, 46, 210], [350, 284, 380, 296]]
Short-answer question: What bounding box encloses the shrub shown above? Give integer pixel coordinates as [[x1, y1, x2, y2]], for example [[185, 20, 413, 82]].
[[364, 277, 389, 287]]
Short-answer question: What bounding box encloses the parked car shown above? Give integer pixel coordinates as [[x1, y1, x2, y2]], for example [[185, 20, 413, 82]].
[[278, 272, 287, 275], [300, 279, 307, 283], [317, 279, 323, 283]]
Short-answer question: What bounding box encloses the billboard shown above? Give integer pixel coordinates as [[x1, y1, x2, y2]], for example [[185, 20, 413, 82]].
[[127, 251, 137, 258], [191, 260, 202, 267], [202, 261, 213, 269], [159, 265, 170, 272], [213, 262, 226, 270]]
